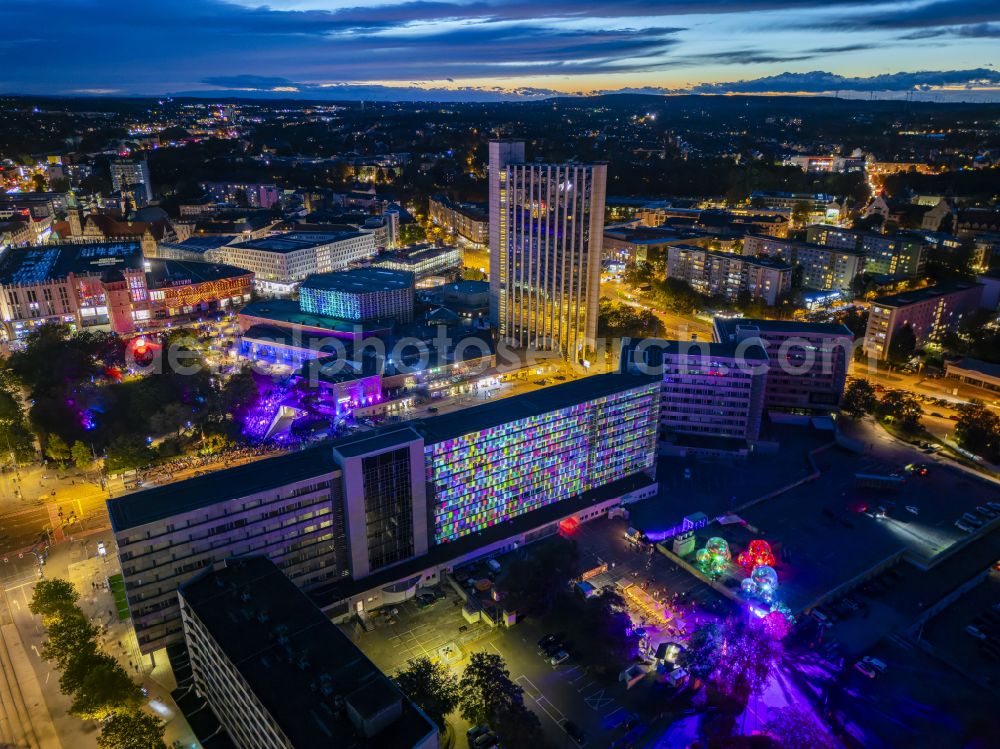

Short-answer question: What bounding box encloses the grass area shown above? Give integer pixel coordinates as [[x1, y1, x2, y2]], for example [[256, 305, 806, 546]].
[[108, 573, 129, 621]]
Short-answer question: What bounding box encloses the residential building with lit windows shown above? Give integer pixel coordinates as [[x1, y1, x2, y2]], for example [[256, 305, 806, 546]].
[[110, 157, 152, 202], [489, 140, 607, 360], [666, 245, 792, 306], [743, 234, 863, 292], [111, 374, 660, 653], [863, 281, 985, 360], [199, 181, 280, 209], [713, 318, 854, 412], [805, 225, 928, 277], [429, 195, 488, 245], [179, 556, 439, 749], [620, 337, 768, 450], [299, 268, 414, 323]]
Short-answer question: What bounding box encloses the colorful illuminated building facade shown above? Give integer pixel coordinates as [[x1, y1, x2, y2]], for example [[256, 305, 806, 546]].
[[298, 267, 414, 323], [424, 381, 660, 543], [110, 373, 660, 653]]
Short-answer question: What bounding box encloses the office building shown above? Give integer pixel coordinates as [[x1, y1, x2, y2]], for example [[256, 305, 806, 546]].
[[863, 281, 984, 360], [0, 242, 252, 340], [179, 556, 438, 749], [489, 141, 607, 360], [743, 234, 863, 292], [620, 338, 768, 448], [666, 245, 792, 306], [371, 244, 462, 284], [110, 157, 152, 203], [199, 181, 280, 210], [110, 373, 659, 653], [429, 196, 488, 245], [714, 318, 854, 411], [299, 268, 414, 323], [210, 231, 377, 295]]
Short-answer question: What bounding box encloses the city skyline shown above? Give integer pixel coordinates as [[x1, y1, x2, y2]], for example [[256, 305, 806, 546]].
[[0, 0, 998, 101]]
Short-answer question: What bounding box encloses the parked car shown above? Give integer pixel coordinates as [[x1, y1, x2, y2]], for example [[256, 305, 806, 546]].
[[965, 625, 988, 640], [976, 505, 997, 519], [843, 598, 861, 612], [853, 661, 878, 679], [549, 650, 570, 666], [861, 656, 887, 673], [563, 720, 586, 746], [537, 633, 559, 651], [955, 520, 975, 533], [961, 512, 984, 527]]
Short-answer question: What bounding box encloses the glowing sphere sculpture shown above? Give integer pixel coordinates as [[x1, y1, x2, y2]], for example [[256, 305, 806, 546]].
[[740, 578, 757, 595], [696, 537, 731, 577], [750, 565, 779, 602], [705, 537, 730, 560], [737, 539, 776, 573]]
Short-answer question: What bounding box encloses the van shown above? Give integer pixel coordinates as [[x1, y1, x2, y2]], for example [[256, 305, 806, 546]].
[[486, 559, 501, 574]]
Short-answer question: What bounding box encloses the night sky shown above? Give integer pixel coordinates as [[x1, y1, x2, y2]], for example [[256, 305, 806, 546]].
[[1, 0, 998, 100]]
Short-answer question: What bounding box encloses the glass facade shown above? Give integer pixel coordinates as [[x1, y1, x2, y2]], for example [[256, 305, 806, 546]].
[[362, 448, 415, 571], [428, 383, 659, 544]]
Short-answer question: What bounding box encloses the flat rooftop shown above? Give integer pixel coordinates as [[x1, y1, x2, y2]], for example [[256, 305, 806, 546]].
[[179, 556, 436, 749], [108, 445, 339, 532], [413, 372, 661, 443], [872, 281, 984, 308], [713, 317, 854, 341], [239, 299, 393, 336], [231, 231, 365, 254], [301, 268, 413, 294], [619, 337, 768, 372], [146, 258, 252, 287], [0, 242, 143, 285]]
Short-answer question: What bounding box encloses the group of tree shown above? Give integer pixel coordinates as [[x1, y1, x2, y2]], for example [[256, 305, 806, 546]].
[[0, 369, 35, 463], [2, 324, 261, 470], [597, 299, 663, 340], [395, 652, 550, 746], [678, 619, 785, 743], [841, 379, 924, 433], [954, 399, 1000, 463], [29, 580, 165, 749], [501, 535, 579, 615]]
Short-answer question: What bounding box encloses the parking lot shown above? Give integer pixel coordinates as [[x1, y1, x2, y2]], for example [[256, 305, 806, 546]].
[[343, 514, 732, 748], [920, 569, 1000, 685]]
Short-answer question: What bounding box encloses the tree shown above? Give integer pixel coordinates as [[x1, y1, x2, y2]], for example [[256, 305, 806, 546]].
[[395, 657, 459, 732], [580, 592, 637, 669], [791, 200, 811, 227], [875, 390, 923, 432], [840, 379, 877, 417], [886, 323, 916, 366], [954, 399, 1000, 462], [458, 652, 524, 728], [41, 610, 99, 670], [501, 535, 578, 615], [68, 657, 143, 720], [29, 579, 79, 619], [399, 223, 426, 245], [71, 441, 94, 471], [44, 433, 71, 465], [714, 619, 783, 705], [763, 705, 835, 749], [97, 708, 167, 749], [679, 621, 724, 680], [104, 436, 154, 474], [217, 365, 258, 417]]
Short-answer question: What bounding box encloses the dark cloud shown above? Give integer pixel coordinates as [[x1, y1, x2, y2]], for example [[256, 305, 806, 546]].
[[687, 68, 1000, 94], [202, 75, 299, 89], [822, 0, 1000, 31]]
